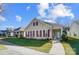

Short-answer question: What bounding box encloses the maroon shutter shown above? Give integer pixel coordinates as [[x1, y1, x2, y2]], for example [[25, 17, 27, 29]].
[[33, 22, 35, 26], [40, 30, 42, 37], [48, 29, 50, 37], [36, 22, 38, 26], [33, 31, 35, 37], [43, 30, 45, 37], [36, 30, 38, 37], [30, 31, 32, 37], [28, 31, 29, 37]]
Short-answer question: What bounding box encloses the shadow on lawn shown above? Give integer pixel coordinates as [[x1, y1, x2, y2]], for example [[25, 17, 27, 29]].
[[0, 38, 51, 47], [67, 37, 79, 55]]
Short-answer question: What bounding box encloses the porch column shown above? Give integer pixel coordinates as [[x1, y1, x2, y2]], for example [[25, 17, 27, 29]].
[[61, 27, 63, 36], [18, 31, 20, 38], [50, 27, 53, 39], [24, 31, 26, 37]]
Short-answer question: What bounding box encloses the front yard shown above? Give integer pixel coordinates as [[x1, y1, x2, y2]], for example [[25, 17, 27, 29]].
[[3, 38, 52, 53], [61, 37, 79, 55], [0, 45, 6, 50]]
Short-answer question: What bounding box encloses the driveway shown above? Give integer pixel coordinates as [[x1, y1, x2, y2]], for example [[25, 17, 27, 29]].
[[0, 40, 47, 55]]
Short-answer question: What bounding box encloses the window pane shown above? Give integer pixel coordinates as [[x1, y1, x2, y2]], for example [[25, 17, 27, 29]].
[[36, 30, 38, 37], [33, 22, 35, 26], [33, 31, 35, 37], [36, 22, 38, 26], [43, 30, 45, 37], [28, 31, 29, 37], [48, 29, 50, 37], [40, 30, 42, 37]]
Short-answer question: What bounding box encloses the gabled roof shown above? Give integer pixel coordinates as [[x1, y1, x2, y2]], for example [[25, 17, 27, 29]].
[[16, 18, 63, 31], [34, 18, 63, 28], [44, 21, 63, 27], [14, 27, 25, 31], [14, 27, 21, 31], [0, 30, 7, 32]]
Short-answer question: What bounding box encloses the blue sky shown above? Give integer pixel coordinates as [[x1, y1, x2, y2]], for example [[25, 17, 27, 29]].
[[0, 3, 79, 30]]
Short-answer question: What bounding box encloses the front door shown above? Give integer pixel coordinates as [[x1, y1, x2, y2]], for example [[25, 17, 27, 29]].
[[53, 29, 61, 40]]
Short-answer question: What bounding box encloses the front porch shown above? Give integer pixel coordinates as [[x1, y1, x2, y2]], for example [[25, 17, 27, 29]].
[[52, 29, 62, 40]]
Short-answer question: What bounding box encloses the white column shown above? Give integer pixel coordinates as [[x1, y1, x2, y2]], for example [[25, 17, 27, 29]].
[[61, 27, 63, 35], [24, 31, 26, 37], [50, 27, 52, 39]]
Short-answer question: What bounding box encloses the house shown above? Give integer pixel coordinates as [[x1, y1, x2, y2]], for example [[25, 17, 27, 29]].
[[23, 18, 63, 39], [68, 20, 79, 37], [7, 18, 63, 39], [6, 28, 14, 37], [0, 30, 7, 36], [14, 27, 25, 38]]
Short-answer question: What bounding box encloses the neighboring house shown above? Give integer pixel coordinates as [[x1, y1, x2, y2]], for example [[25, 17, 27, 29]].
[[6, 28, 14, 37], [24, 18, 63, 39], [14, 27, 25, 38], [0, 30, 7, 36], [68, 20, 79, 37]]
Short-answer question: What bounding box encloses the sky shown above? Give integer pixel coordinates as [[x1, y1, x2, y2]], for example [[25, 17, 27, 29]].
[[0, 3, 79, 30]]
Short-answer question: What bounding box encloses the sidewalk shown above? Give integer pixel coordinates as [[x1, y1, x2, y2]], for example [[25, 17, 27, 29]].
[[49, 40, 65, 55]]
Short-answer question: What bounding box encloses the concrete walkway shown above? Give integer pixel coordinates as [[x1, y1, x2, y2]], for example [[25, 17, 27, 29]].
[[49, 40, 65, 55], [0, 40, 47, 55]]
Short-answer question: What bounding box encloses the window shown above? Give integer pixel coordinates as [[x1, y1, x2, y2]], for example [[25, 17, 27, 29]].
[[48, 29, 50, 37], [33, 21, 38, 26], [40, 30, 42, 37], [43, 30, 45, 37], [36, 22, 38, 26], [33, 31, 35, 37], [28, 31, 29, 37], [33, 22, 35, 26], [36, 30, 39, 37], [30, 31, 32, 37]]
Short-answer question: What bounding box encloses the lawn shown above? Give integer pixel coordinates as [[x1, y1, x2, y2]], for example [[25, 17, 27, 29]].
[[61, 37, 79, 55], [0, 44, 6, 50], [3, 38, 52, 53]]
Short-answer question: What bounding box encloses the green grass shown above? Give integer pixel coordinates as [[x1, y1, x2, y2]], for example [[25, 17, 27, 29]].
[[62, 42, 75, 55], [61, 37, 79, 55], [3, 38, 52, 53]]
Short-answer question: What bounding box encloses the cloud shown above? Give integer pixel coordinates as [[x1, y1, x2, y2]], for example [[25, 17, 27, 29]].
[[26, 6, 30, 10], [37, 3, 49, 17], [0, 15, 5, 22], [44, 19, 56, 23], [16, 15, 22, 22], [6, 25, 14, 28], [37, 3, 74, 23], [50, 4, 74, 19]]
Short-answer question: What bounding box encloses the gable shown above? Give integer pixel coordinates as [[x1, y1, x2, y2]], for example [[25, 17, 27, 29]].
[[70, 22, 79, 32], [25, 19, 52, 31]]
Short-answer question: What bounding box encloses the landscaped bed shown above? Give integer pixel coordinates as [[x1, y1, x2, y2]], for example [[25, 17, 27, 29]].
[[61, 37, 79, 55], [3, 38, 52, 53]]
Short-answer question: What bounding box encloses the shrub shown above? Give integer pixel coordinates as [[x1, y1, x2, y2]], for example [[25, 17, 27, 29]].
[[61, 30, 68, 42]]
